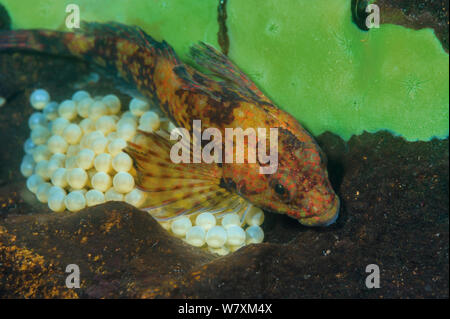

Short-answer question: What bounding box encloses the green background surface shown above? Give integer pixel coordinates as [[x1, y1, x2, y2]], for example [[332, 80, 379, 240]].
[[1, 0, 448, 141]]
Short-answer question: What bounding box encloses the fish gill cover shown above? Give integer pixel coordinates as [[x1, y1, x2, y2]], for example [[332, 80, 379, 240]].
[[1, 0, 448, 141]]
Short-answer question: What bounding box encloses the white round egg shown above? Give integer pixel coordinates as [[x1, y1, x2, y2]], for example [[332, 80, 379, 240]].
[[90, 136, 108, 154], [77, 97, 94, 118], [95, 115, 116, 135], [221, 213, 241, 229], [226, 225, 246, 246], [30, 89, 50, 110], [107, 138, 127, 156], [185, 226, 206, 247], [102, 94, 121, 114], [94, 153, 112, 173], [205, 226, 227, 248], [48, 191, 66, 212], [32, 145, 51, 162], [76, 149, 95, 170], [26, 174, 44, 193], [46, 158, 62, 177], [35, 160, 49, 180], [66, 168, 88, 190], [79, 118, 96, 135], [43, 102, 59, 121], [58, 100, 77, 121], [72, 90, 90, 102], [85, 190, 106, 207], [36, 182, 52, 203], [195, 212, 217, 231], [20, 154, 35, 177], [91, 172, 112, 192], [245, 225, 264, 244], [47, 135, 68, 154], [24, 138, 36, 154], [51, 117, 70, 136], [125, 188, 146, 208], [112, 152, 132, 172], [245, 206, 265, 226], [129, 98, 150, 116], [88, 100, 108, 120], [63, 124, 82, 145], [28, 112, 47, 130], [31, 125, 51, 145], [65, 191, 86, 212], [171, 216, 192, 237], [138, 111, 160, 132], [116, 122, 136, 141], [112, 172, 135, 193], [51, 168, 68, 188]]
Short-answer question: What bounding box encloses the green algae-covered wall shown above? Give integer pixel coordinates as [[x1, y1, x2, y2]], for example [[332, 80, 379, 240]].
[[1, 0, 448, 141]]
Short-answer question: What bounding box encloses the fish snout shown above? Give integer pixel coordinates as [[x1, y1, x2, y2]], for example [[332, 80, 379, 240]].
[[299, 195, 340, 227]]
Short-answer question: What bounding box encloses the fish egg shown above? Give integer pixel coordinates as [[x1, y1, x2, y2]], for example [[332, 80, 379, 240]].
[[117, 116, 138, 128], [81, 130, 104, 149], [171, 216, 192, 237], [48, 191, 66, 212], [47, 135, 68, 154], [85, 190, 106, 207], [95, 115, 116, 135], [35, 160, 50, 180], [195, 212, 217, 231], [51, 117, 70, 136], [63, 124, 82, 145], [51, 168, 68, 188], [221, 213, 241, 228], [245, 225, 264, 244], [125, 189, 147, 208], [226, 225, 246, 246], [79, 118, 96, 135], [76, 149, 95, 170], [77, 97, 94, 118], [185, 226, 206, 247], [30, 89, 50, 110], [112, 152, 132, 172], [88, 101, 108, 120], [28, 112, 47, 130], [43, 102, 59, 121], [49, 185, 66, 197], [105, 189, 124, 201], [72, 90, 90, 102], [91, 172, 112, 192], [36, 182, 52, 203], [90, 137, 109, 154], [94, 153, 112, 173], [31, 125, 51, 145], [245, 206, 265, 226], [47, 158, 62, 177], [129, 98, 150, 116], [107, 132, 118, 141], [32, 145, 51, 162], [26, 174, 44, 193], [20, 154, 35, 177], [58, 100, 77, 121], [24, 138, 36, 154], [117, 122, 136, 141], [112, 172, 135, 193], [205, 226, 227, 248], [66, 145, 81, 157], [138, 111, 160, 132], [65, 156, 78, 169], [102, 94, 121, 114], [50, 153, 66, 164], [65, 191, 86, 212], [67, 168, 88, 189], [107, 138, 127, 156]]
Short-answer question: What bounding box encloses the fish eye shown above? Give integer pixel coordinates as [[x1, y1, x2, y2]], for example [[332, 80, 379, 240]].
[[274, 183, 286, 196]]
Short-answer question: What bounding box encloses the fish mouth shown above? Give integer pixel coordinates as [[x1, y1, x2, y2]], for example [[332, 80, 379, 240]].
[[298, 195, 340, 227]]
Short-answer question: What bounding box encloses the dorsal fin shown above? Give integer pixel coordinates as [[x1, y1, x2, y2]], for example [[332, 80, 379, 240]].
[[189, 42, 272, 104]]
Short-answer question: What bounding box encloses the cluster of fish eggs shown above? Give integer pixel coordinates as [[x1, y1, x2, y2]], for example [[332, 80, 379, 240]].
[[21, 89, 265, 255]]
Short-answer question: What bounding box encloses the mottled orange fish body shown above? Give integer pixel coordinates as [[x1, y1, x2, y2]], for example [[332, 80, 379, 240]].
[[0, 22, 339, 226]]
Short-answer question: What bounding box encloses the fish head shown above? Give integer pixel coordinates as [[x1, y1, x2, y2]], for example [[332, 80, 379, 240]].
[[222, 124, 339, 227]]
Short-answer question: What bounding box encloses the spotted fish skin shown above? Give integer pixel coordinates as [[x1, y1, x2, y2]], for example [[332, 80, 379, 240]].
[[0, 22, 339, 226]]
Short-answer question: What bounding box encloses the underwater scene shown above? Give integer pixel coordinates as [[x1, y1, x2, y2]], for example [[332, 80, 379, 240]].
[[0, 0, 448, 299]]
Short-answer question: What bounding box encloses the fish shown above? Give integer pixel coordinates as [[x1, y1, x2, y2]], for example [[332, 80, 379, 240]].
[[0, 22, 339, 226]]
